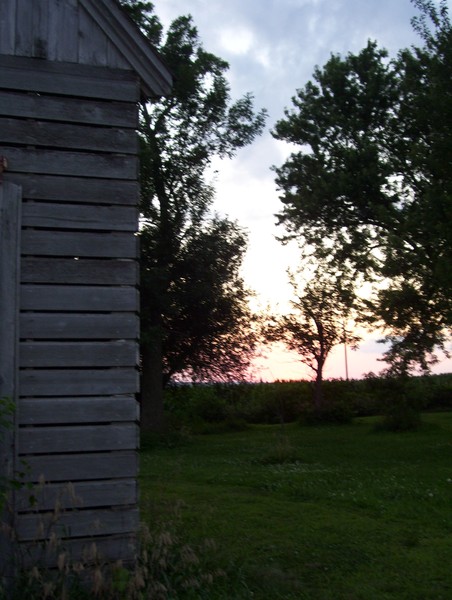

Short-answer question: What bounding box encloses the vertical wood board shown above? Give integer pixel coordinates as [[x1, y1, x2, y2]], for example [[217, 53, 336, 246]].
[[0, 181, 22, 578]]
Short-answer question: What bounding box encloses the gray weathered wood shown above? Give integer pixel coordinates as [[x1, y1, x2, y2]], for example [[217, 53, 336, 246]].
[[78, 3, 109, 66], [17, 506, 139, 540], [0, 117, 137, 154], [24, 451, 138, 482], [4, 147, 137, 180], [16, 479, 137, 512], [20, 340, 138, 367], [0, 182, 21, 403], [18, 423, 138, 454], [22, 230, 138, 258], [0, 181, 22, 578], [20, 313, 139, 339], [47, 0, 79, 62], [22, 202, 138, 232], [14, 0, 33, 57], [32, 0, 50, 59], [21, 257, 138, 285], [0, 0, 174, 570], [80, 0, 173, 97], [0, 0, 16, 55], [7, 173, 138, 204], [20, 285, 138, 311], [0, 55, 140, 101], [18, 396, 139, 425], [20, 368, 139, 397], [0, 90, 137, 127], [0, 0, 172, 97]]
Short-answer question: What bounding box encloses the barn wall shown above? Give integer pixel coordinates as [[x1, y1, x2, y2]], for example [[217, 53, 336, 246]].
[[0, 54, 141, 564], [0, 0, 129, 68]]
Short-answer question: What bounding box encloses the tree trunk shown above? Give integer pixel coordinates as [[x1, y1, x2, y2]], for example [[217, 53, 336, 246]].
[[140, 336, 166, 433], [313, 367, 324, 412]]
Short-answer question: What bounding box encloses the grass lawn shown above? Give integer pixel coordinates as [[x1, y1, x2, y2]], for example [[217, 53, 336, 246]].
[[139, 413, 452, 599]]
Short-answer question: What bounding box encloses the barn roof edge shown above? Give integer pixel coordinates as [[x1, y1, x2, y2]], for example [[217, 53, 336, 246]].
[[80, 0, 173, 99]]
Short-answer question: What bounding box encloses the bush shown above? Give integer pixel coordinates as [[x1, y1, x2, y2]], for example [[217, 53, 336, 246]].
[[162, 375, 452, 429], [373, 376, 423, 432]]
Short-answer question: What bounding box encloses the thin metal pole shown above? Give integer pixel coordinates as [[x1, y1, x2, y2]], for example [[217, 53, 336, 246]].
[[343, 322, 349, 381]]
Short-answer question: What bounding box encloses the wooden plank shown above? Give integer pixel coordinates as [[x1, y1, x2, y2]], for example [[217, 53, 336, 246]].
[[20, 340, 138, 367], [47, 0, 78, 62], [20, 313, 139, 340], [0, 0, 16, 54], [0, 118, 138, 154], [78, 4, 108, 67], [6, 173, 138, 204], [19, 533, 137, 568], [17, 507, 139, 540], [15, 0, 33, 57], [20, 368, 139, 397], [107, 39, 130, 70], [0, 180, 22, 579], [24, 451, 138, 482], [22, 202, 138, 232], [21, 257, 138, 285], [0, 55, 140, 101], [0, 181, 21, 403], [22, 230, 138, 258], [0, 91, 137, 127], [32, 0, 49, 59], [3, 147, 137, 180], [18, 423, 138, 454], [80, 0, 173, 98], [20, 285, 138, 311], [18, 396, 139, 425], [16, 479, 137, 512]]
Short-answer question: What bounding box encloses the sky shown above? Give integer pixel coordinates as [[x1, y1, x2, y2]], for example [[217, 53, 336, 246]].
[[155, 0, 452, 380]]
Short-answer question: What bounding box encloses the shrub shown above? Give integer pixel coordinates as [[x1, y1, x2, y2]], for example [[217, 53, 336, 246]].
[[300, 401, 353, 426], [373, 376, 423, 432], [375, 400, 422, 432]]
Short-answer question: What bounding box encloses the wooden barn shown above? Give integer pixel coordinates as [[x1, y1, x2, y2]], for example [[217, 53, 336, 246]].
[[0, 0, 172, 576]]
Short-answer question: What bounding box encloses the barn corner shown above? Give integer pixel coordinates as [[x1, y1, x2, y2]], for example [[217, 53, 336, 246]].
[[0, 0, 171, 583]]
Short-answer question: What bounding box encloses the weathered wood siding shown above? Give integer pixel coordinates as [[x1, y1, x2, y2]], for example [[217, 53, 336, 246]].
[[0, 0, 172, 98], [0, 52, 141, 564], [0, 0, 129, 68]]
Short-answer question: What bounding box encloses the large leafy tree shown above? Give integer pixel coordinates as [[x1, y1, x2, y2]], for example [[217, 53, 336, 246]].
[[272, 0, 451, 375], [120, 1, 267, 430], [141, 216, 258, 385]]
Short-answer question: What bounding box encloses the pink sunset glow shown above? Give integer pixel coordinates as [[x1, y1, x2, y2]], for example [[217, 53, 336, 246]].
[[253, 340, 452, 382]]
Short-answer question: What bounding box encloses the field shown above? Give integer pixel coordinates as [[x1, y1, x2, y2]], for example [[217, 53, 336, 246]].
[[140, 412, 452, 599]]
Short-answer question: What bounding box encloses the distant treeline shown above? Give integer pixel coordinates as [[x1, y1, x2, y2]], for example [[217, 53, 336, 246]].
[[164, 374, 452, 429]]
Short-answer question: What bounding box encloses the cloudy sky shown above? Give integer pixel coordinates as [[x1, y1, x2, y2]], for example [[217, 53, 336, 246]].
[[155, 0, 452, 380]]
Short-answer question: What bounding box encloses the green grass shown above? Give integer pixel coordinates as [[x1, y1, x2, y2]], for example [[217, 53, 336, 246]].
[[139, 413, 452, 599]]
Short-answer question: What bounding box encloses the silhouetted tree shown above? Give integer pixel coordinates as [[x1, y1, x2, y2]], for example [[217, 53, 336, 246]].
[[272, 0, 451, 375], [120, 1, 267, 430]]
